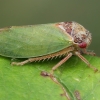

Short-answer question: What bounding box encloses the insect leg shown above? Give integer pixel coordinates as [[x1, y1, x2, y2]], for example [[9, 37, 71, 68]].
[[81, 49, 95, 56], [11, 59, 30, 66], [75, 51, 98, 72], [51, 52, 72, 74]]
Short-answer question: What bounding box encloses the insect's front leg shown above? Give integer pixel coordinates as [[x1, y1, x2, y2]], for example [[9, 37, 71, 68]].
[[81, 48, 95, 56]]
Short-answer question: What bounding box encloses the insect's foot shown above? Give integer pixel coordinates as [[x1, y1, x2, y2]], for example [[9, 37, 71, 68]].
[[94, 68, 98, 72], [88, 52, 96, 56], [84, 51, 96, 56], [90, 65, 98, 72], [11, 62, 24, 66]]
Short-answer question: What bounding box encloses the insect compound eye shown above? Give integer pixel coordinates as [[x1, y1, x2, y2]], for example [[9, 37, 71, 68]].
[[78, 42, 87, 48]]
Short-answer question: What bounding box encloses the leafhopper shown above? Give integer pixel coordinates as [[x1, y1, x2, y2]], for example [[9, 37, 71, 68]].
[[0, 22, 97, 73]]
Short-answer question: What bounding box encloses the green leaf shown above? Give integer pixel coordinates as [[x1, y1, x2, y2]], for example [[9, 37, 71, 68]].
[[0, 55, 100, 100]]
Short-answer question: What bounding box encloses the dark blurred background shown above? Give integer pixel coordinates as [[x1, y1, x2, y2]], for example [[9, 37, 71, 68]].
[[0, 0, 100, 55]]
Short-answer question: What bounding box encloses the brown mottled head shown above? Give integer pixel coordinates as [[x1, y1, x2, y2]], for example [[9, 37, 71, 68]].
[[58, 21, 92, 49]]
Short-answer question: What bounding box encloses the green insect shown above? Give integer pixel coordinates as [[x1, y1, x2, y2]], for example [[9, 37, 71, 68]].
[[0, 22, 98, 73]]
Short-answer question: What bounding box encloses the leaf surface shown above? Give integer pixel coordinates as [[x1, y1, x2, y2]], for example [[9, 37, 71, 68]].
[[0, 55, 100, 100]]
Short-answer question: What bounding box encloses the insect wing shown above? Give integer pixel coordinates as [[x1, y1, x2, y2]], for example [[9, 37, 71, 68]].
[[0, 23, 73, 58]]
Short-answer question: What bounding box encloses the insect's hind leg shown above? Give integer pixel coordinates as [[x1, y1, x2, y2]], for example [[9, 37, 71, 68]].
[[11, 54, 52, 66], [11, 57, 42, 66], [11, 59, 31, 66]]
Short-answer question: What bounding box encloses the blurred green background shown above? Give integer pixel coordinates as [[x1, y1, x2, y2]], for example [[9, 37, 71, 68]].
[[0, 0, 100, 55]]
